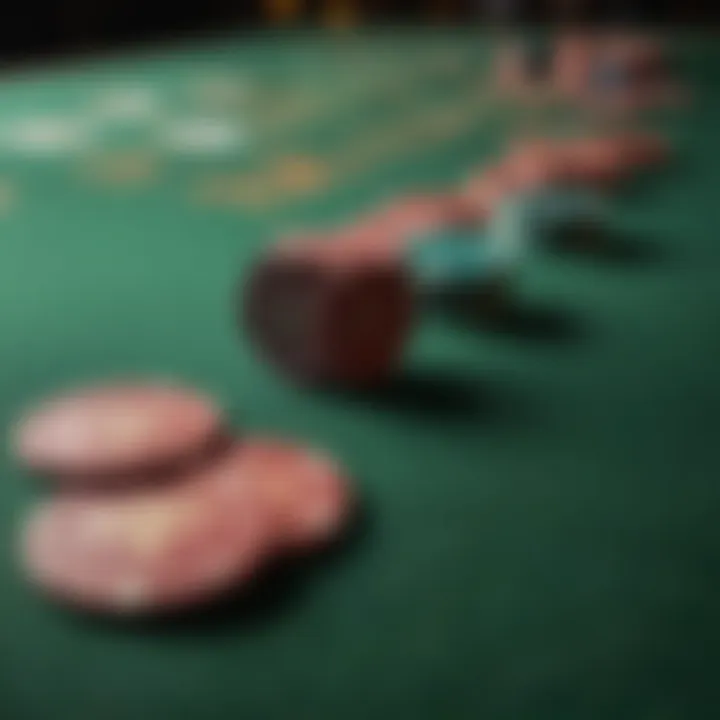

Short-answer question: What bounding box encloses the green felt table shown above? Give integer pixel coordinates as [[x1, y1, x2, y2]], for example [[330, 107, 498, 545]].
[[1, 29, 720, 720]]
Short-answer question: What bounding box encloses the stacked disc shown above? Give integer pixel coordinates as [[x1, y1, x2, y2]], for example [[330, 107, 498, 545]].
[[406, 225, 513, 317], [499, 139, 613, 252], [501, 31, 680, 112], [460, 131, 671, 252], [242, 130, 671, 387], [500, 132, 669, 192], [14, 382, 353, 617], [243, 229, 415, 389], [584, 33, 679, 113], [352, 194, 480, 240]]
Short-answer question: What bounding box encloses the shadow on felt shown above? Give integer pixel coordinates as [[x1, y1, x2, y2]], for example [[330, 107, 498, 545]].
[[621, 164, 685, 203], [325, 366, 484, 421], [549, 229, 667, 268], [322, 365, 538, 441], [429, 293, 584, 346]]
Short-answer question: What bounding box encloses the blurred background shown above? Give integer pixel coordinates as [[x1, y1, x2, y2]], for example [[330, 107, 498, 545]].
[[0, 0, 716, 66]]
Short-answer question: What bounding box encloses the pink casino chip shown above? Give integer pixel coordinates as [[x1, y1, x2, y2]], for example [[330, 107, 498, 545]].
[[358, 193, 476, 239], [13, 383, 224, 480], [225, 438, 354, 554], [20, 472, 269, 615]]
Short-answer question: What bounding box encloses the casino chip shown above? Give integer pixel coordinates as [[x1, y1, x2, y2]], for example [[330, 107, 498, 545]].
[[14, 383, 223, 479], [556, 137, 629, 189], [212, 439, 353, 553], [487, 194, 538, 265], [360, 194, 477, 239], [552, 33, 597, 99], [462, 165, 515, 219], [565, 132, 670, 187], [243, 236, 413, 388], [589, 56, 630, 96], [501, 140, 572, 192], [408, 227, 506, 289], [20, 472, 269, 615], [612, 132, 669, 169]]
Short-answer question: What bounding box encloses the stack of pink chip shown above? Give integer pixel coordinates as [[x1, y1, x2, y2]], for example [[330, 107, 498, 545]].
[[14, 382, 354, 617]]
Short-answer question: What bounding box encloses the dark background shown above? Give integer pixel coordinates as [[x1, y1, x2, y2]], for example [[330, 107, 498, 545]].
[[0, 1, 716, 66]]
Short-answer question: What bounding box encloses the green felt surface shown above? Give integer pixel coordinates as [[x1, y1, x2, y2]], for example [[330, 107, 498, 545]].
[[1, 30, 720, 720]]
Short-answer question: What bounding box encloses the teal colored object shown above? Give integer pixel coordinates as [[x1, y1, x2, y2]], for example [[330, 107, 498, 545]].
[[407, 195, 541, 292], [481, 186, 606, 262], [487, 193, 539, 263], [408, 227, 503, 289]]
